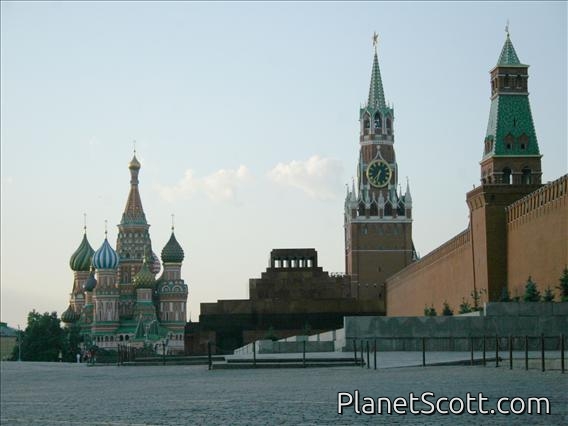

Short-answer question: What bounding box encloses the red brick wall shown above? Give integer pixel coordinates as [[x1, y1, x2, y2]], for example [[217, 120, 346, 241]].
[[507, 175, 568, 298], [386, 230, 475, 316]]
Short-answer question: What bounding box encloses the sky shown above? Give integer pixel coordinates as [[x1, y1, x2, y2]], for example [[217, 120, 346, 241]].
[[1, 2, 566, 328]]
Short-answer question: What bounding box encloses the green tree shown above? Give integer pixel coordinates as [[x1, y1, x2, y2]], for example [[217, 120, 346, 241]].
[[424, 305, 437, 317], [442, 301, 453, 316], [499, 287, 511, 302], [523, 276, 540, 302], [471, 288, 486, 311], [558, 267, 568, 302], [542, 287, 555, 302], [12, 310, 64, 361], [62, 323, 83, 362], [458, 298, 472, 314]]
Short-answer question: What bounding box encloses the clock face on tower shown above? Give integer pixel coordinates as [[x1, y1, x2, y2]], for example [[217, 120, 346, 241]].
[[366, 159, 392, 188]]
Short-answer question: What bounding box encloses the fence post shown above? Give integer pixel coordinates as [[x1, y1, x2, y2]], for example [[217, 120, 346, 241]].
[[561, 334, 565, 374], [253, 340, 256, 369], [207, 341, 212, 371], [353, 339, 357, 365], [509, 335, 513, 370], [374, 339, 377, 370], [302, 340, 306, 368], [525, 336, 529, 371], [482, 335, 486, 366], [541, 334, 545, 372], [470, 337, 474, 366], [422, 337, 426, 367], [495, 335, 499, 368], [366, 340, 370, 369], [360, 340, 364, 368]]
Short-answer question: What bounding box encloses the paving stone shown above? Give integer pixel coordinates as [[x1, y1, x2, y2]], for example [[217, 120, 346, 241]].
[[1, 361, 566, 425]]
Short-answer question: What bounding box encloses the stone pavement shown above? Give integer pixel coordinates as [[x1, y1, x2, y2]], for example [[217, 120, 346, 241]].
[[1, 361, 566, 425]]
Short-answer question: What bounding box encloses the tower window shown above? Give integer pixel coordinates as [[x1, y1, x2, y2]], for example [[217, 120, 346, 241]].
[[518, 133, 529, 150], [374, 112, 382, 130], [504, 133, 514, 150], [504, 74, 510, 88], [502, 168, 512, 184], [522, 167, 532, 184]]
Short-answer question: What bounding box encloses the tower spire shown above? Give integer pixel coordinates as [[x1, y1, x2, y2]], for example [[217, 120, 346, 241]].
[[122, 149, 147, 225], [497, 25, 522, 66], [367, 32, 386, 109]]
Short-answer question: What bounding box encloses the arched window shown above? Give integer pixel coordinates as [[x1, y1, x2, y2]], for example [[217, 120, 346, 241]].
[[504, 74, 510, 88], [386, 117, 392, 135], [370, 201, 378, 216], [516, 75, 522, 89], [384, 202, 393, 217], [363, 113, 371, 135], [373, 112, 382, 131], [502, 168, 512, 184], [522, 167, 532, 184]]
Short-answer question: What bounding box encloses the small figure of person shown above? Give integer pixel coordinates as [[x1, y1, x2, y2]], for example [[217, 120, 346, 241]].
[[76, 353, 81, 363], [58, 351, 63, 362]]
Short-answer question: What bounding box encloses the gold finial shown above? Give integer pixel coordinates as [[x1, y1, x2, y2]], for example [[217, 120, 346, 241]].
[[505, 20, 509, 36], [373, 32, 379, 50], [104, 219, 108, 237], [83, 213, 87, 234], [133, 140, 137, 155], [171, 213, 175, 231]]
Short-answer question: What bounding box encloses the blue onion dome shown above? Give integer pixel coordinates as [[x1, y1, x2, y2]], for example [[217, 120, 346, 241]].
[[129, 154, 141, 170], [161, 231, 184, 263], [92, 237, 119, 270], [69, 233, 95, 272], [133, 256, 156, 289], [82, 268, 97, 292], [150, 251, 161, 275], [61, 305, 79, 323]]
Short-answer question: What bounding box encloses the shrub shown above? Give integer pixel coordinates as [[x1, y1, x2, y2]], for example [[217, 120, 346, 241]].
[[523, 276, 540, 302]]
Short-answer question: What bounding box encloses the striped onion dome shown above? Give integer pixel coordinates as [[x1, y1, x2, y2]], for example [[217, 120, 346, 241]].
[[150, 251, 161, 275], [69, 233, 95, 272], [61, 305, 79, 323], [92, 238, 119, 270], [82, 269, 97, 292], [161, 231, 184, 263], [133, 257, 156, 289]]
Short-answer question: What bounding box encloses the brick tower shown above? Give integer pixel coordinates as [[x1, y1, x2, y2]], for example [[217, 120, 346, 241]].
[[344, 34, 415, 312], [467, 29, 543, 301]]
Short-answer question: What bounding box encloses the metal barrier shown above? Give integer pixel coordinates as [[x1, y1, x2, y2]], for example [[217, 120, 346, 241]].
[[349, 334, 566, 373]]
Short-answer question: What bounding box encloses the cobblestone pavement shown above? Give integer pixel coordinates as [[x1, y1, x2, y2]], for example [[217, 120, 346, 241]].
[[1, 361, 566, 425]]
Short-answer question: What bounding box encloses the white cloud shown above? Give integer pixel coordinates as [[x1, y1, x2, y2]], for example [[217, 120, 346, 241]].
[[155, 165, 252, 203], [268, 155, 343, 200]]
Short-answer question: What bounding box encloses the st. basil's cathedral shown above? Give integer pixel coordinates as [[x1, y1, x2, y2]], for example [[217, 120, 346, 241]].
[[61, 154, 188, 354]]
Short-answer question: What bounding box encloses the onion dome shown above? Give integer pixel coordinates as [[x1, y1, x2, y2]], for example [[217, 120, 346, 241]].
[[150, 251, 161, 275], [129, 153, 141, 170], [92, 238, 119, 270], [82, 268, 97, 292], [133, 257, 156, 289], [69, 233, 95, 272], [161, 231, 184, 263], [61, 305, 79, 323]]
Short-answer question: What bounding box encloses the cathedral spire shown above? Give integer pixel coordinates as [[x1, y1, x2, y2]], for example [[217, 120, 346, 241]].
[[122, 150, 147, 225], [367, 32, 386, 109]]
